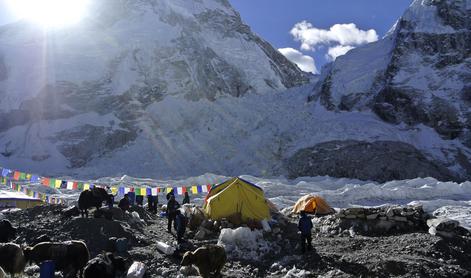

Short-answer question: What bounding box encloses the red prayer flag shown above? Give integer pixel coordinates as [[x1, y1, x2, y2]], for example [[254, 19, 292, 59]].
[[13, 171, 20, 180], [42, 178, 50, 186]]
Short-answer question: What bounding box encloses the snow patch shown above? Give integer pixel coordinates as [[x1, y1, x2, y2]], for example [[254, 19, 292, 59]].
[[217, 227, 274, 260]]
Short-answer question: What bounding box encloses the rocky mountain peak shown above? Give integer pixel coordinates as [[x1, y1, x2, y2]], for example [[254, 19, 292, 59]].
[[303, 0, 471, 181]]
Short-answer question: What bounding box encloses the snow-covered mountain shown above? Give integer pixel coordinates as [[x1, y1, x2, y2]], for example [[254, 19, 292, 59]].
[[297, 0, 471, 181], [0, 0, 470, 182], [0, 0, 309, 177]]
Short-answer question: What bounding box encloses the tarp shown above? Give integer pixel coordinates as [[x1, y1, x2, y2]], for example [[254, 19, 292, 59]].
[[203, 177, 270, 222], [292, 195, 335, 215]]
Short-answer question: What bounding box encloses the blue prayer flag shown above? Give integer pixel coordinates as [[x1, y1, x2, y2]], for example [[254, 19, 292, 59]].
[[1, 168, 11, 177]]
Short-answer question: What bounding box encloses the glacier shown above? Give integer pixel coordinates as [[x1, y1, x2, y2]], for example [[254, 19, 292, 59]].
[[3, 174, 471, 229]]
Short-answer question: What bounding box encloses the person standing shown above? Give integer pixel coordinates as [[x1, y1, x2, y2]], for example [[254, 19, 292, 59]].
[[118, 194, 130, 212], [153, 195, 158, 213], [182, 192, 190, 205], [136, 195, 144, 206], [298, 211, 313, 253], [174, 210, 187, 243], [166, 195, 180, 233], [166, 189, 175, 201], [147, 195, 157, 214]]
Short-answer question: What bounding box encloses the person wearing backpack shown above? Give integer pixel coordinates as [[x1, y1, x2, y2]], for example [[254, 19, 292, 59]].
[[298, 211, 313, 253], [174, 210, 187, 243]]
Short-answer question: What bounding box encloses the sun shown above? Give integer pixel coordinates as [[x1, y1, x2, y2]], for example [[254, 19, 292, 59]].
[[7, 0, 90, 27]]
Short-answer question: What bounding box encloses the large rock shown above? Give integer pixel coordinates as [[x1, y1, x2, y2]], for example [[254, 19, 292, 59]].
[[285, 140, 456, 182]]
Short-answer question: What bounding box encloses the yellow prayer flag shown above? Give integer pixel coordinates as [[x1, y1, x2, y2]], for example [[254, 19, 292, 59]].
[[83, 183, 90, 190], [111, 187, 118, 194], [55, 179, 62, 189], [166, 187, 172, 193], [191, 186, 198, 195]]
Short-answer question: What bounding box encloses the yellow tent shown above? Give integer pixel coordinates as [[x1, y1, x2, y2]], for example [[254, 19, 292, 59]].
[[203, 177, 270, 223], [0, 197, 43, 209], [292, 195, 334, 215], [0, 191, 44, 209]]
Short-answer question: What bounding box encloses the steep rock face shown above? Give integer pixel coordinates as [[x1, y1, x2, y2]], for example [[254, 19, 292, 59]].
[[311, 0, 471, 179], [0, 0, 308, 172], [286, 140, 456, 182]]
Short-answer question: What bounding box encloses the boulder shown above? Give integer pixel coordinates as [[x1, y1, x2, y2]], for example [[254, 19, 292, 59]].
[[427, 218, 461, 238], [427, 218, 459, 231]]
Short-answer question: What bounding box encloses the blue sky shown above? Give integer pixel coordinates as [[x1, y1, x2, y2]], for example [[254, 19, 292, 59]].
[[0, 0, 413, 71], [229, 0, 412, 72]]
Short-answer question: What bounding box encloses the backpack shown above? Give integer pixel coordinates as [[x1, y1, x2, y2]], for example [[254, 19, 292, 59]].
[[299, 216, 313, 234]]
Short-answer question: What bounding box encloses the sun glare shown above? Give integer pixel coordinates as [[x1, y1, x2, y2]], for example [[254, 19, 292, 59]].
[[7, 0, 90, 27]]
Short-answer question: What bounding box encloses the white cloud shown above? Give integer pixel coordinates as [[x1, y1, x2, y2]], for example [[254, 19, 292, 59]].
[[290, 21, 378, 51], [278, 47, 318, 74], [326, 45, 355, 61]]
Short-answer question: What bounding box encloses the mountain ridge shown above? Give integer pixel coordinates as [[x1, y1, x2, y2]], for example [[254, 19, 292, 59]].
[[0, 0, 470, 182]]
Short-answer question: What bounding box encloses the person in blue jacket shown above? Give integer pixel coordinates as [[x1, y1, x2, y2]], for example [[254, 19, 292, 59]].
[[298, 211, 313, 253], [174, 210, 187, 243]]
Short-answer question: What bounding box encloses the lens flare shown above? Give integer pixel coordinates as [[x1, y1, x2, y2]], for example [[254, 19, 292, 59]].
[[7, 0, 90, 27]]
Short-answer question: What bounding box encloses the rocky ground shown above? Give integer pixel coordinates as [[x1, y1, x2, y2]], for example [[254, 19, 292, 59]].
[[3, 204, 471, 277]]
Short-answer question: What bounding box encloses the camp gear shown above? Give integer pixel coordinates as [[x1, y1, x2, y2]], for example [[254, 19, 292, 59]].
[[292, 195, 334, 215], [203, 177, 270, 223]]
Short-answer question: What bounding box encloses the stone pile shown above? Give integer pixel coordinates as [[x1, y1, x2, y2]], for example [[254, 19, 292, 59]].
[[315, 205, 428, 236], [191, 210, 298, 243]]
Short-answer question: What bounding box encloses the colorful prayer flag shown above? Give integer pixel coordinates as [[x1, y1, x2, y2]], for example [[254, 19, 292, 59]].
[[13, 171, 20, 180], [67, 181, 74, 190], [55, 179, 62, 189], [1, 168, 11, 177], [31, 175, 41, 182], [42, 178, 50, 186]]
